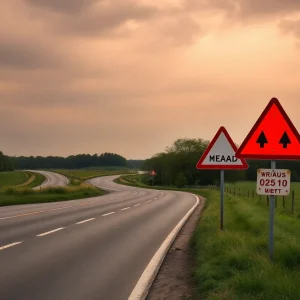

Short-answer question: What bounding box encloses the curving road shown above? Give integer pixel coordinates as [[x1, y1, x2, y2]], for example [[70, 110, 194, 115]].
[[0, 175, 198, 300], [28, 170, 69, 189]]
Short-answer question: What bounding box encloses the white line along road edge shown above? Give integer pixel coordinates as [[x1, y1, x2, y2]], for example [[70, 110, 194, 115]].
[[128, 194, 200, 300]]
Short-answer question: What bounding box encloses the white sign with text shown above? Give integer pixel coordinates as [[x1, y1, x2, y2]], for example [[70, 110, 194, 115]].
[[257, 169, 291, 196]]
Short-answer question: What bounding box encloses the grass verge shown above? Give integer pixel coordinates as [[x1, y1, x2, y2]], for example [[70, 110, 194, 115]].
[[117, 175, 300, 299], [191, 190, 300, 300], [0, 171, 28, 189], [0, 184, 105, 207]]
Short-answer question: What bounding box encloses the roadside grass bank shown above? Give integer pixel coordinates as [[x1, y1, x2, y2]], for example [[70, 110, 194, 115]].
[[0, 183, 105, 207], [0, 171, 45, 190], [16, 171, 46, 189], [117, 175, 300, 299]]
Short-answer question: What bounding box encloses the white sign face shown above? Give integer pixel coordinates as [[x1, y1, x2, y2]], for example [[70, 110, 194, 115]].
[[257, 169, 291, 196], [202, 133, 244, 166], [196, 127, 248, 170]]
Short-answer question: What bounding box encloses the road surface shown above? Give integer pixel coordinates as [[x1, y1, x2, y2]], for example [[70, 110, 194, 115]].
[[28, 170, 69, 189], [0, 175, 197, 300]]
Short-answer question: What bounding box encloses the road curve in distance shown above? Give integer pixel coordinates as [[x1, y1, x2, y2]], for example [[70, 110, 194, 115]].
[[27, 170, 69, 189]]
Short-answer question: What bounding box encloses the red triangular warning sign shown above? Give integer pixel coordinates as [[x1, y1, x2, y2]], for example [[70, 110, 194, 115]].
[[236, 98, 300, 160], [196, 127, 248, 170]]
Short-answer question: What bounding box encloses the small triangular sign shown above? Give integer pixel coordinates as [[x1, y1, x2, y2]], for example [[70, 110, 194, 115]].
[[196, 127, 248, 170], [236, 98, 300, 160]]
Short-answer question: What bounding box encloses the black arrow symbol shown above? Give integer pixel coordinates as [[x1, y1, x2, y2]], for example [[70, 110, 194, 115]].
[[279, 131, 291, 148], [257, 131, 268, 148]]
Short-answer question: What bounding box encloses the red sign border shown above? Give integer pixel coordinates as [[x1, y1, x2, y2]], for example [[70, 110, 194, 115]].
[[236, 98, 300, 160], [196, 126, 249, 170]]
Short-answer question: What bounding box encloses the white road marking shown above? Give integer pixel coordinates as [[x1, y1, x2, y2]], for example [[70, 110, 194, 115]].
[[37, 227, 64, 237], [121, 207, 131, 211], [102, 212, 115, 217], [129, 194, 200, 300], [146, 200, 152, 203], [0, 202, 95, 220], [0, 242, 23, 251], [134, 204, 141, 207], [76, 218, 95, 224], [131, 192, 138, 196], [154, 198, 158, 200]]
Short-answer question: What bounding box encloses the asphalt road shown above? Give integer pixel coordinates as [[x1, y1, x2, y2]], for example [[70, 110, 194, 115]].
[[29, 170, 69, 189], [0, 175, 197, 300]]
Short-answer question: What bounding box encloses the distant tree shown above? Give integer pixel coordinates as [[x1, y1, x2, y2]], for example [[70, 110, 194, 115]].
[[10, 153, 127, 170], [174, 172, 187, 188]]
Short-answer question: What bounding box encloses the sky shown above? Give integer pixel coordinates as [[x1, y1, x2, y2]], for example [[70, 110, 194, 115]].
[[1, 0, 300, 159]]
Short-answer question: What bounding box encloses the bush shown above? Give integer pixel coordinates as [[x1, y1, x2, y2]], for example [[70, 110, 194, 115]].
[[174, 172, 187, 188]]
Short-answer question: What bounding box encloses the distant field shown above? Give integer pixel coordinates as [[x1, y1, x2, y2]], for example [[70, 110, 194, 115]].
[[0, 171, 46, 190], [54, 169, 134, 181], [0, 171, 28, 189], [224, 181, 300, 215]]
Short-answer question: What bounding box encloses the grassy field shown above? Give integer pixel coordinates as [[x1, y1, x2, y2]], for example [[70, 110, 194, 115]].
[[0, 171, 46, 190], [116, 175, 300, 299], [0, 184, 105, 207], [224, 181, 300, 216], [191, 189, 300, 300], [0, 171, 28, 188]]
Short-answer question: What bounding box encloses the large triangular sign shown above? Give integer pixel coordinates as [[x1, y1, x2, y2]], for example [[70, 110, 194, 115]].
[[236, 98, 300, 160], [196, 127, 248, 170]]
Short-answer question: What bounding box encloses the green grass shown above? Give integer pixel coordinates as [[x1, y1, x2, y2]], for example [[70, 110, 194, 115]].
[[191, 190, 300, 300], [25, 172, 46, 188], [224, 181, 300, 216], [0, 184, 105, 207], [0, 171, 46, 190], [0, 171, 28, 189]]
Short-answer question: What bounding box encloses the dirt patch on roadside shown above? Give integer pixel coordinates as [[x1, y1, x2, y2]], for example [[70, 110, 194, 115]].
[[146, 196, 206, 300]]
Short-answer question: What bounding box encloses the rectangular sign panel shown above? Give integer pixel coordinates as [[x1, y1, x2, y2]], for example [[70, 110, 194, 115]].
[[257, 168, 291, 196]]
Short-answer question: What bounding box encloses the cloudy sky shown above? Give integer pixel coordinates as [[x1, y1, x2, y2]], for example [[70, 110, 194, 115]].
[[1, 0, 300, 159]]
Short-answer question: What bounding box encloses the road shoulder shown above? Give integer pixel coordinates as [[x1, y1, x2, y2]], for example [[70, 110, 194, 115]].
[[147, 196, 205, 300]]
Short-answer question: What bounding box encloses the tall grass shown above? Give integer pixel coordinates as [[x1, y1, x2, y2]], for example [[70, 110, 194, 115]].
[[191, 190, 300, 300]]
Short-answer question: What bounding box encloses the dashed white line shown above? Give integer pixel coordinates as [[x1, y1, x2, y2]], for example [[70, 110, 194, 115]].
[[102, 212, 115, 217], [134, 204, 141, 207], [154, 198, 158, 200], [0, 242, 23, 251], [146, 200, 152, 203], [121, 207, 131, 211], [0, 202, 95, 221], [37, 227, 64, 237], [76, 218, 95, 224]]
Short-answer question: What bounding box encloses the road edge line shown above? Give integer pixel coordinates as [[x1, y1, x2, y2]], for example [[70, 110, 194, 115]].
[[128, 194, 200, 300]]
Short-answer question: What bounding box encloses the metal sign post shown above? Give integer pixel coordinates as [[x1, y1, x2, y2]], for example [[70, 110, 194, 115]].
[[220, 170, 225, 230], [268, 160, 276, 260]]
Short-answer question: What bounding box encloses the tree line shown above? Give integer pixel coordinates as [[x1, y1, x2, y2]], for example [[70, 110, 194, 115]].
[[142, 138, 300, 187], [0, 152, 127, 170], [0, 151, 14, 172]]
